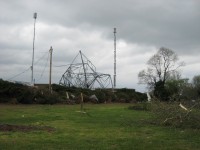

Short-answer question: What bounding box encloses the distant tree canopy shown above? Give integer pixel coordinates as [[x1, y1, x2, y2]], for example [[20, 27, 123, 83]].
[[138, 47, 185, 100]]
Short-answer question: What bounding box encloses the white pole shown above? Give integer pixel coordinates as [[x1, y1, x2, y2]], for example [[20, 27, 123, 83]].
[[31, 12, 37, 86]]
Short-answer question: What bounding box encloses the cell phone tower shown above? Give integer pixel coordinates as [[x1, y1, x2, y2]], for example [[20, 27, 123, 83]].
[[31, 12, 37, 86], [113, 28, 117, 89]]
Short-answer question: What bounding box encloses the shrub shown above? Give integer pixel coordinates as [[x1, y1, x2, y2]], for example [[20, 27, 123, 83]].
[[150, 101, 200, 129], [17, 89, 34, 104]]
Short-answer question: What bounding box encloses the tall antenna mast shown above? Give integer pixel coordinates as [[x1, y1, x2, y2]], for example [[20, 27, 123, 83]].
[[31, 12, 37, 86], [49, 46, 53, 93], [113, 28, 117, 89]]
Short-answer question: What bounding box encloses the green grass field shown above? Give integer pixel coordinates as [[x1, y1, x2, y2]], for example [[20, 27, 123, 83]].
[[0, 104, 200, 150]]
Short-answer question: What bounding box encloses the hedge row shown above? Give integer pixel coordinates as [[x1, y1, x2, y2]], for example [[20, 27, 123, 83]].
[[0, 79, 147, 104]]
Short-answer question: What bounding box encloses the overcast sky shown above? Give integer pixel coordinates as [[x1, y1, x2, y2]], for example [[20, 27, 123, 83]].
[[0, 0, 199, 92]]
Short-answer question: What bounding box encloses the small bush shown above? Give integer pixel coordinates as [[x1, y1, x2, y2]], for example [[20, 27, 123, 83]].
[[94, 90, 106, 103]]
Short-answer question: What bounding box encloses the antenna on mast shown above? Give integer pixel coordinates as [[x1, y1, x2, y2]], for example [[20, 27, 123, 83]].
[[31, 12, 37, 86], [113, 28, 117, 90]]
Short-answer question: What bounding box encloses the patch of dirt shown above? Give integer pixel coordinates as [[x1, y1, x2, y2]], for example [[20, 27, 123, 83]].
[[0, 124, 55, 132]]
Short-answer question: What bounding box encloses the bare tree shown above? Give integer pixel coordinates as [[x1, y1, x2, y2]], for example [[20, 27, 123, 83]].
[[138, 47, 184, 100]]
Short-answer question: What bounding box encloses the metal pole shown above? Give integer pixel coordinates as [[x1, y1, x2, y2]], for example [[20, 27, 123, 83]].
[[31, 12, 37, 86], [49, 46, 53, 93], [114, 28, 117, 90]]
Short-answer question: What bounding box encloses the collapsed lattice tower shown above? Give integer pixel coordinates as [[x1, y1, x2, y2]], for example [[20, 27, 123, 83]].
[[59, 51, 113, 89]]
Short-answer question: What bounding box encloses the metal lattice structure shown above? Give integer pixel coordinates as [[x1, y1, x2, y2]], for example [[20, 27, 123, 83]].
[[59, 51, 113, 89]]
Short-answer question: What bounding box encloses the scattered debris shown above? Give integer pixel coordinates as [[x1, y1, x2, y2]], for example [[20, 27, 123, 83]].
[[179, 103, 189, 111], [89, 94, 98, 102], [66, 91, 69, 99], [147, 92, 151, 102]]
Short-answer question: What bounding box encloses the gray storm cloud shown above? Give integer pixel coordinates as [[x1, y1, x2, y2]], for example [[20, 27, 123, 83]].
[[0, 0, 199, 92]]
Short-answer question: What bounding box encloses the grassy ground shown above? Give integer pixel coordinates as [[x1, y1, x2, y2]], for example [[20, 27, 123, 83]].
[[0, 104, 200, 150]]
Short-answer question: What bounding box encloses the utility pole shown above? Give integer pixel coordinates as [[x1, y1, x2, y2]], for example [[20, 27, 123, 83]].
[[113, 28, 117, 90], [49, 46, 53, 93], [31, 12, 37, 86]]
